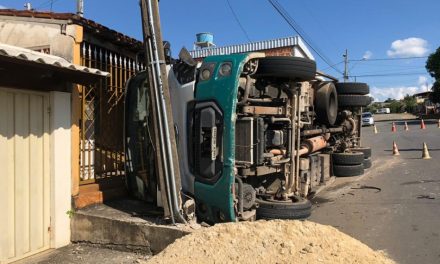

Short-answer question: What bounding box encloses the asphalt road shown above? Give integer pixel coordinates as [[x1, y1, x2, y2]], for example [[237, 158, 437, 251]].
[[310, 119, 440, 264]]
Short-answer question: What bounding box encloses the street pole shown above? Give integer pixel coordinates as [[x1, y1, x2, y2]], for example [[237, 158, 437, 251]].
[[140, 0, 185, 223], [343, 49, 349, 82]]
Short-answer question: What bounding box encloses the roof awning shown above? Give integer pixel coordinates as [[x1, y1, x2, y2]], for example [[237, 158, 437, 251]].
[[0, 43, 110, 86]]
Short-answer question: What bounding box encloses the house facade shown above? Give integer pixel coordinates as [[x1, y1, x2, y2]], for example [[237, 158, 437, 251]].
[[0, 43, 108, 263], [0, 9, 144, 209]]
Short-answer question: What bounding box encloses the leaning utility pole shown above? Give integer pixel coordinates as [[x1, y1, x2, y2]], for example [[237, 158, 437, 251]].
[[140, 0, 185, 224], [343, 49, 349, 82]]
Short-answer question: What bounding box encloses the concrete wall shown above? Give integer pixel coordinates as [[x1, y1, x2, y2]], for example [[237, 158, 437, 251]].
[[50, 91, 72, 248], [0, 18, 81, 62]]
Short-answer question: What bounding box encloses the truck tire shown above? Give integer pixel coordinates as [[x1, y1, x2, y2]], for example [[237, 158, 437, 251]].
[[338, 95, 372, 107], [335, 82, 369, 95], [351, 147, 372, 158], [333, 164, 364, 177], [315, 82, 338, 126], [363, 158, 372, 169], [332, 151, 364, 165], [256, 196, 312, 220], [255, 56, 316, 81]]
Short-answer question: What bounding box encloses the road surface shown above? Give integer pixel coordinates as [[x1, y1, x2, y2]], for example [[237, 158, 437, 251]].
[[311, 119, 440, 264]]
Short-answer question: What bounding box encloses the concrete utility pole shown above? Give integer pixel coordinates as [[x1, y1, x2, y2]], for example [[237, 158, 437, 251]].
[[77, 0, 84, 17], [343, 49, 349, 82], [140, 0, 185, 224]]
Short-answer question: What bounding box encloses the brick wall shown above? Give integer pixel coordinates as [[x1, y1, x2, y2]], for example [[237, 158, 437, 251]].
[[262, 46, 293, 57], [193, 46, 294, 62]]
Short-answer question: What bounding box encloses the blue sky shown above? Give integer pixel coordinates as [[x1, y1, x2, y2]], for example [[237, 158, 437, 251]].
[[1, 0, 439, 101]]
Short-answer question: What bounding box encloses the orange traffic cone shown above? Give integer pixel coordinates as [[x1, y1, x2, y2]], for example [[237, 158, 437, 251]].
[[392, 141, 400, 156], [373, 125, 378, 134], [391, 122, 397, 132], [422, 142, 431, 159], [404, 121, 409, 131], [421, 119, 426, 129]]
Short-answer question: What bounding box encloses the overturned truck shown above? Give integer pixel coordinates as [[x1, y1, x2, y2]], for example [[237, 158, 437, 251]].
[[125, 51, 372, 224]]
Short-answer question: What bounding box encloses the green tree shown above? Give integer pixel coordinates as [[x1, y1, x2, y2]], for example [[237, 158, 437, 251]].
[[402, 94, 417, 113], [389, 100, 404, 113], [384, 98, 394, 103], [364, 102, 380, 113], [426, 47, 440, 103]]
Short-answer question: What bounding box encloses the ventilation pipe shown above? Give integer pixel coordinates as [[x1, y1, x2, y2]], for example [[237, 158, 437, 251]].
[[24, 3, 32, 10], [77, 0, 84, 17]]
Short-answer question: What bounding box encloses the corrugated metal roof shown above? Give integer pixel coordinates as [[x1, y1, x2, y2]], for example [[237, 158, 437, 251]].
[[0, 9, 142, 52], [189, 36, 314, 59], [0, 43, 110, 77]]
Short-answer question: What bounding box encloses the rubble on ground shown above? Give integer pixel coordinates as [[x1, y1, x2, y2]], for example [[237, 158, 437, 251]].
[[146, 220, 395, 264]]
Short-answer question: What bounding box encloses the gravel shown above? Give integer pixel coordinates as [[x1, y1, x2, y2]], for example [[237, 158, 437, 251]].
[[145, 220, 395, 264]]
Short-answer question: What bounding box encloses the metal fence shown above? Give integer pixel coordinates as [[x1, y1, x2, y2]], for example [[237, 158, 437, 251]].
[[79, 41, 143, 184]]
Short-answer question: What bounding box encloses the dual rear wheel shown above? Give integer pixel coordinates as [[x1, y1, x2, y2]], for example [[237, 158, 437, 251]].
[[332, 147, 372, 177]]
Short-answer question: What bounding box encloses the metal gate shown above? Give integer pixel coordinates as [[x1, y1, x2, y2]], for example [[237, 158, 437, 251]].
[[0, 88, 51, 263], [79, 42, 142, 184]]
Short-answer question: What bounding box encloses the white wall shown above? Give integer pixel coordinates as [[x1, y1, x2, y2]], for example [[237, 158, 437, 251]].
[[49, 91, 72, 248], [0, 19, 79, 61]]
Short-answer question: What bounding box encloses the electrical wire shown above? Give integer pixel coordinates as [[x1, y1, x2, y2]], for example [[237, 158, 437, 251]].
[[226, 0, 252, 42], [267, 0, 343, 75], [349, 56, 428, 62], [35, 0, 61, 10], [320, 61, 344, 71], [351, 67, 427, 75], [349, 72, 427, 78]]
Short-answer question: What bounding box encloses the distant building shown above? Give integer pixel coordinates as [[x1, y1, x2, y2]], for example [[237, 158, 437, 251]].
[[412, 91, 438, 114], [413, 91, 432, 104]]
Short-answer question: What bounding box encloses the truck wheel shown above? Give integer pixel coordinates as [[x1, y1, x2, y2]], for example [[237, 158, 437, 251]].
[[335, 82, 369, 95], [256, 196, 312, 220], [332, 151, 364, 165], [351, 147, 372, 158], [254, 56, 316, 81], [363, 158, 372, 169], [333, 164, 364, 177], [338, 95, 372, 107], [315, 82, 338, 126]]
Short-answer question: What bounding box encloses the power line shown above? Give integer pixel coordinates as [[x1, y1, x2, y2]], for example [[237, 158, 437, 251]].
[[321, 60, 344, 71], [267, 0, 343, 75], [349, 72, 427, 78], [352, 67, 427, 75], [35, 0, 61, 10], [268, 0, 342, 74], [226, 0, 251, 42], [349, 56, 428, 62]]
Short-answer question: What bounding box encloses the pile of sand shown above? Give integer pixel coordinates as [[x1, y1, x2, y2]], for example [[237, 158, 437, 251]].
[[147, 220, 395, 264]]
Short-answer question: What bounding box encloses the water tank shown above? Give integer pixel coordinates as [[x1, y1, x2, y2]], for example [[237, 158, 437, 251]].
[[196, 32, 214, 45]]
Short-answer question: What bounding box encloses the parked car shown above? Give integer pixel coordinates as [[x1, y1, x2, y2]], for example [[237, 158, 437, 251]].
[[362, 112, 375, 126]]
